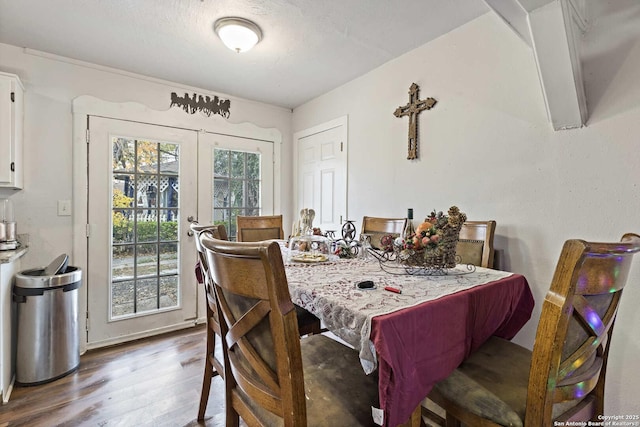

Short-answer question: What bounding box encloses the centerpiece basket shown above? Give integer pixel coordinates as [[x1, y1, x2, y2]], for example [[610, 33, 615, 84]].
[[370, 206, 473, 276]]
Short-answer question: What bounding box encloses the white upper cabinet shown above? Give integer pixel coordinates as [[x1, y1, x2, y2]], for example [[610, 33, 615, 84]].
[[0, 72, 24, 190]]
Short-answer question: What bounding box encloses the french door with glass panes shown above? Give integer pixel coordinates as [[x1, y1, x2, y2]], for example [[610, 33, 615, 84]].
[[87, 117, 275, 346], [87, 117, 198, 346]]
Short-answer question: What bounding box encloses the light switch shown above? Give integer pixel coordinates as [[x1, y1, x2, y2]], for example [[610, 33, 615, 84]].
[[58, 200, 72, 216]]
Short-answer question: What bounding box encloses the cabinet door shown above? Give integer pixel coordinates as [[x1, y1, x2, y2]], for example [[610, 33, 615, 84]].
[[0, 73, 24, 189]]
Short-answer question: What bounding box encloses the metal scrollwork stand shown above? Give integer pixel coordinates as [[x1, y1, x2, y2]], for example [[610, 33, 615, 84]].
[[329, 220, 362, 258], [368, 249, 476, 276]]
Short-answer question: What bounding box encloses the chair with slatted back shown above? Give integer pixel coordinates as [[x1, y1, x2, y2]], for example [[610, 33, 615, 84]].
[[236, 214, 285, 242], [200, 236, 380, 427], [456, 220, 496, 268], [192, 223, 228, 420], [425, 233, 640, 427], [191, 223, 228, 421], [361, 216, 407, 250], [235, 214, 322, 336]]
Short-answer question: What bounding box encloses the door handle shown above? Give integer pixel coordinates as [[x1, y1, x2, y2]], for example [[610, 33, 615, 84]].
[[187, 216, 197, 236]]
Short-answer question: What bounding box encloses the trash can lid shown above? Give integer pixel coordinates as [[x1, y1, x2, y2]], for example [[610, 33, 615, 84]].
[[15, 266, 82, 289], [44, 253, 69, 276]]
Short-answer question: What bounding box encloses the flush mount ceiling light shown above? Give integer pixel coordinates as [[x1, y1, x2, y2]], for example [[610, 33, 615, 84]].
[[214, 17, 262, 53]]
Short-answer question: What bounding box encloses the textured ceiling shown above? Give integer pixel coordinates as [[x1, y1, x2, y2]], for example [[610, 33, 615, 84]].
[[0, 0, 489, 109]]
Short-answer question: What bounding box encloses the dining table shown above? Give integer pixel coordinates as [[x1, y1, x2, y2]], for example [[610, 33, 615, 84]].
[[283, 248, 535, 427]]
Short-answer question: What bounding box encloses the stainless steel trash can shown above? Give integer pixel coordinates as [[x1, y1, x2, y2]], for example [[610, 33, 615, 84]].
[[13, 266, 82, 385]]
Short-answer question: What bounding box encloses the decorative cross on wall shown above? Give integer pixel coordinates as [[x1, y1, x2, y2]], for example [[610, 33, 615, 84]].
[[394, 83, 437, 160]]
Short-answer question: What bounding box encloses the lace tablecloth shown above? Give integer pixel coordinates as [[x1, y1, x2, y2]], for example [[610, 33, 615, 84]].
[[284, 256, 513, 373]]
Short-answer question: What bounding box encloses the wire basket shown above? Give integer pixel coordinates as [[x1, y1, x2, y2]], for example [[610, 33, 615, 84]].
[[370, 206, 470, 275], [400, 222, 462, 268]]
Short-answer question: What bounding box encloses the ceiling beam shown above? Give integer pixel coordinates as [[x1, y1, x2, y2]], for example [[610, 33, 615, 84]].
[[484, 0, 532, 46], [484, 0, 588, 130]]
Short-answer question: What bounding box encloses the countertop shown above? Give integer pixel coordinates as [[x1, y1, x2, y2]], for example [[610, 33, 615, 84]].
[[0, 247, 28, 264]]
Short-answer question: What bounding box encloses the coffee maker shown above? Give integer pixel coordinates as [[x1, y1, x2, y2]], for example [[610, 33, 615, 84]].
[[0, 198, 18, 250]]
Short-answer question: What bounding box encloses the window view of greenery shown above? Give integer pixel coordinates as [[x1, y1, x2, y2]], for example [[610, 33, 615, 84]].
[[111, 137, 180, 318], [213, 148, 261, 240]]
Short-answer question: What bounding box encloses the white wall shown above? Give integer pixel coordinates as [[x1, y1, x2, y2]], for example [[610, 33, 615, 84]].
[[0, 43, 294, 270], [293, 12, 640, 416]]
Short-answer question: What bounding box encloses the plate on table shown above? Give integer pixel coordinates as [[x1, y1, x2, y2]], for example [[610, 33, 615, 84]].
[[291, 253, 328, 263]]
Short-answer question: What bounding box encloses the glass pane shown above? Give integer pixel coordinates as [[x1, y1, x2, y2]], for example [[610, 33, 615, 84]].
[[159, 143, 179, 176], [112, 138, 135, 172], [214, 149, 229, 177], [230, 180, 244, 207], [136, 244, 158, 277], [113, 209, 134, 244], [111, 280, 135, 317], [136, 278, 158, 313], [160, 276, 178, 309], [209, 203, 216, 224], [160, 210, 179, 241], [246, 208, 260, 216], [229, 222, 237, 241], [136, 219, 158, 243], [214, 178, 229, 208], [246, 152, 260, 179], [213, 208, 227, 223], [231, 151, 245, 178], [161, 176, 179, 208], [247, 180, 259, 208], [115, 173, 136, 200], [159, 243, 178, 275], [137, 140, 159, 173], [112, 245, 134, 281], [113, 175, 135, 206], [230, 208, 243, 240], [137, 176, 158, 209]]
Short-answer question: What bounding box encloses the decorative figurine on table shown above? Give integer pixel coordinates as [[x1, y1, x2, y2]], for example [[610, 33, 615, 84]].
[[291, 208, 316, 237], [300, 208, 315, 234], [341, 220, 357, 242], [333, 219, 360, 258]]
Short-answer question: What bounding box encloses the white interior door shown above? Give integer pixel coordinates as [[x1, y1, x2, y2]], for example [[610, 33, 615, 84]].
[[295, 117, 347, 234], [197, 132, 274, 239], [87, 117, 198, 347]]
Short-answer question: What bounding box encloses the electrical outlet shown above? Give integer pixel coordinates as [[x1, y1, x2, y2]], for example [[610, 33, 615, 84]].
[[58, 200, 72, 216]]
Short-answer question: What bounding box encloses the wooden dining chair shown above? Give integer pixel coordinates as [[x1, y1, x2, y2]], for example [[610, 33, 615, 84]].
[[425, 233, 640, 426], [193, 223, 326, 421], [361, 216, 407, 249], [455, 220, 496, 268], [236, 214, 285, 242], [234, 214, 322, 336], [191, 223, 228, 421], [200, 236, 380, 427]]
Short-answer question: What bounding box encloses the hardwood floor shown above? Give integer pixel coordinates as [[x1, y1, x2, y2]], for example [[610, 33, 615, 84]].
[[0, 325, 231, 427]]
